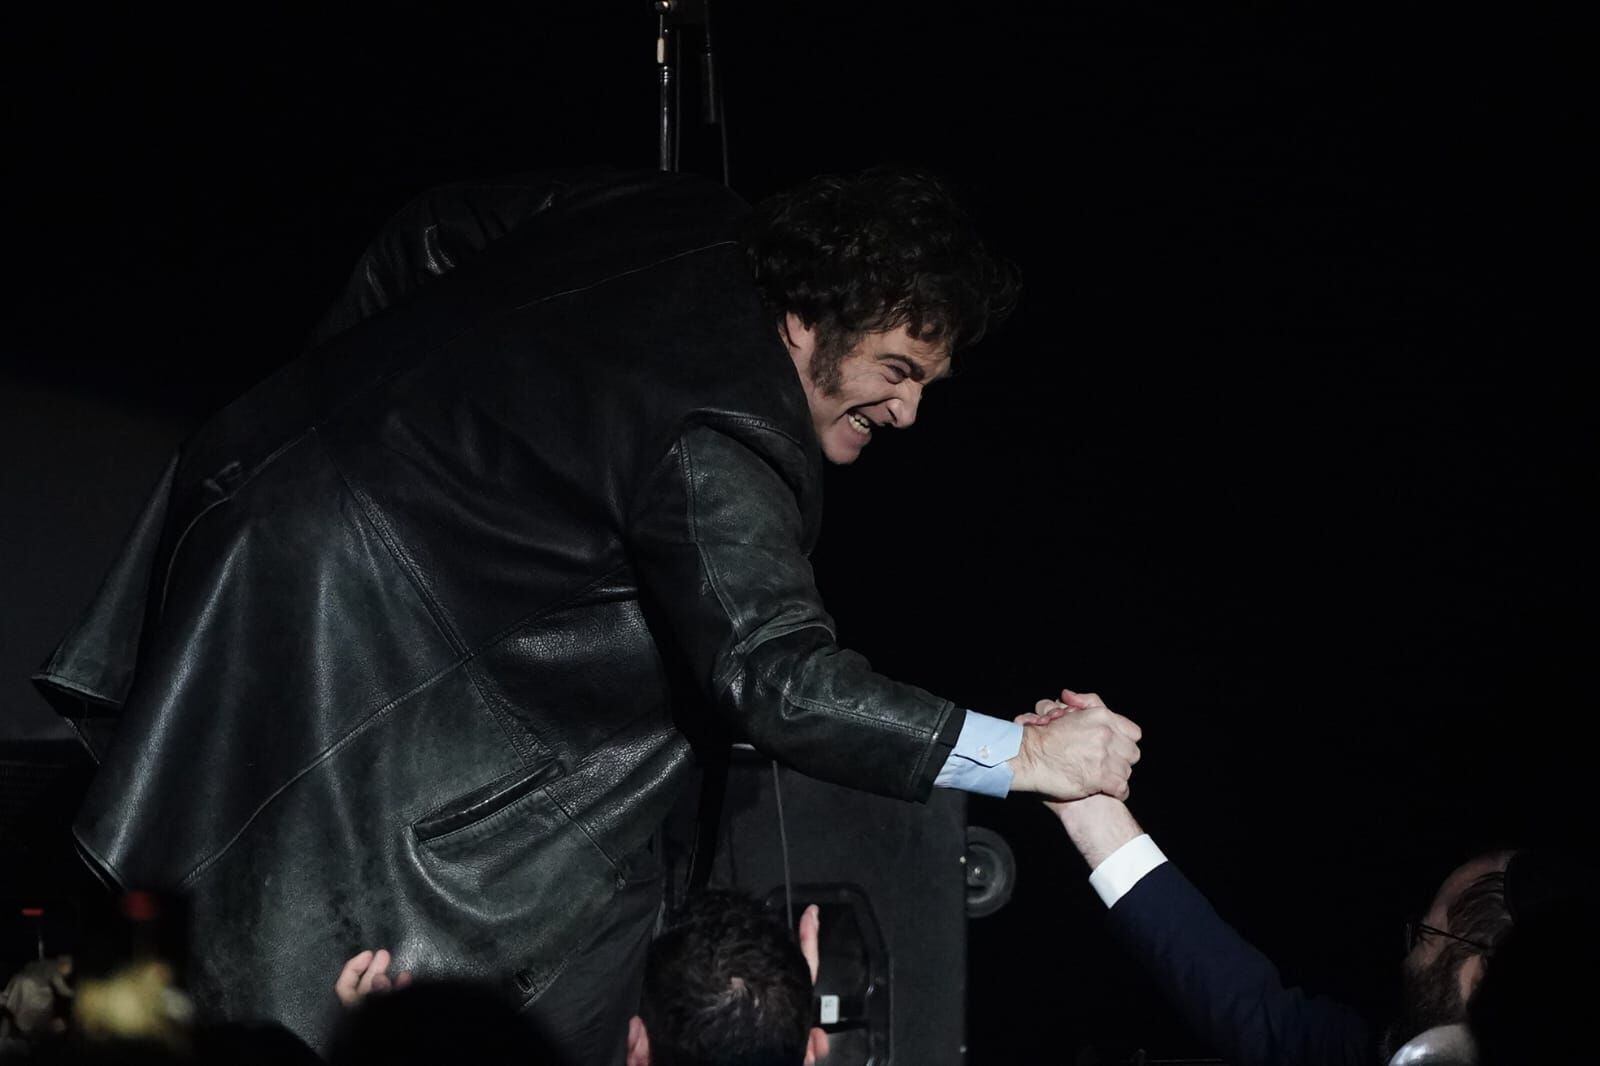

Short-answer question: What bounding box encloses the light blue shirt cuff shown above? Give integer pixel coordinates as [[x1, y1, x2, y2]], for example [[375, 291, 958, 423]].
[[933, 711, 1024, 798]]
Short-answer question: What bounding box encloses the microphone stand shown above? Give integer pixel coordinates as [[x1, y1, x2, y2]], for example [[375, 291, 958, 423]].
[[653, 0, 730, 184], [654, 2, 678, 172]]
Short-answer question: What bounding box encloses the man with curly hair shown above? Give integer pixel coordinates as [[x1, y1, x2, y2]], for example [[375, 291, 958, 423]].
[[37, 166, 1142, 1063], [745, 169, 1012, 464]]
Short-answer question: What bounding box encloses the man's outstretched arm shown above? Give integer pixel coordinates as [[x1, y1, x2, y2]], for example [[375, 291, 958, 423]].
[[628, 424, 1140, 802], [1050, 795, 1374, 1066]]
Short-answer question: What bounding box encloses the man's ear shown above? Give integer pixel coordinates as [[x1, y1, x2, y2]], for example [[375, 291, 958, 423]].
[[781, 313, 817, 364], [1458, 954, 1488, 1005], [627, 1015, 651, 1066]]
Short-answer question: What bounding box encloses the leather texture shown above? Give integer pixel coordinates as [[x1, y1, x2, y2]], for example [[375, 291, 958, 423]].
[[34, 170, 961, 1056]]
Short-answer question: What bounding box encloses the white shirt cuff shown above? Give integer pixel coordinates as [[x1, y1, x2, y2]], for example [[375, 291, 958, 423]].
[[1087, 833, 1168, 908]]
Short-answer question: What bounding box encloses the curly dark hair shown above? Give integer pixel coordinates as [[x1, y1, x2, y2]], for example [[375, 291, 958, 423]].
[[744, 166, 1019, 374], [639, 891, 812, 1066]]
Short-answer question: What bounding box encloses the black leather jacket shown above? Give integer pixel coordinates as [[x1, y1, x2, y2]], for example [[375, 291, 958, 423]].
[[35, 171, 961, 1050]]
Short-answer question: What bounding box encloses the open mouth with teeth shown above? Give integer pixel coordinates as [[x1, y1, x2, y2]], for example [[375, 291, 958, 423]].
[[846, 411, 876, 437]]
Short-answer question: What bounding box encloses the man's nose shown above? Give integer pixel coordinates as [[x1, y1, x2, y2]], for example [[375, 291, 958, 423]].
[[886, 384, 923, 428]]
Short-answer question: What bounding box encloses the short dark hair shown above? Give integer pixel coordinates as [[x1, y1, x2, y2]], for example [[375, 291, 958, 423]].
[[639, 891, 812, 1066], [744, 166, 1019, 358]]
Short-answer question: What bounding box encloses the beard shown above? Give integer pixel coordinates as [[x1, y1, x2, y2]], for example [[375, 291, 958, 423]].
[[1380, 952, 1467, 1060]]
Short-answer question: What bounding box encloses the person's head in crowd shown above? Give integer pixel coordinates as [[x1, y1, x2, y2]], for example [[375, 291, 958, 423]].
[[192, 1020, 323, 1066], [6, 956, 318, 1066], [631, 891, 813, 1066], [1382, 850, 1516, 1059], [1, 955, 73, 1050], [328, 979, 563, 1066], [1468, 849, 1590, 1064]]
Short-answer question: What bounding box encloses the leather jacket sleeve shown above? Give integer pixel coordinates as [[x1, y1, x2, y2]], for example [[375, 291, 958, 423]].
[[629, 423, 962, 802]]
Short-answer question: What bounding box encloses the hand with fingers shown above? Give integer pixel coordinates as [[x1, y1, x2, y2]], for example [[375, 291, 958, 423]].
[[798, 904, 831, 1065], [1007, 687, 1142, 802], [1014, 687, 1107, 725], [333, 948, 413, 1008], [1015, 689, 1146, 863]]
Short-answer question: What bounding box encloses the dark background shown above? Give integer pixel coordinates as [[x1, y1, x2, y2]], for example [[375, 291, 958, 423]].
[[2, 4, 1589, 1062]]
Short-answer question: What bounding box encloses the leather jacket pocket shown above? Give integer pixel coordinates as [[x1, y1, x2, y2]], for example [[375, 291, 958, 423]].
[[412, 760, 563, 844], [408, 759, 624, 1005]]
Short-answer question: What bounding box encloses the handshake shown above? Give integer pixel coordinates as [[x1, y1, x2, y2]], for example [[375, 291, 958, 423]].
[[1006, 688, 1142, 802]]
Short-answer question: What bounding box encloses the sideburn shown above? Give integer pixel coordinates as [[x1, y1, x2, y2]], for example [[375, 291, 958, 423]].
[[808, 323, 859, 397]]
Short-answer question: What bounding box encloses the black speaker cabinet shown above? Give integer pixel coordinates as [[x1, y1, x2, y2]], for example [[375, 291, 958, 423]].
[[696, 748, 970, 1066]]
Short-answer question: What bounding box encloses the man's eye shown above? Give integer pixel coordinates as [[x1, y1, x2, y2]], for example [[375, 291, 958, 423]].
[[886, 365, 908, 382]]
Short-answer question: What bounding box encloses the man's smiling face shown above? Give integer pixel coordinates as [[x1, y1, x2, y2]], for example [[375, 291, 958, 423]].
[[782, 313, 952, 465]]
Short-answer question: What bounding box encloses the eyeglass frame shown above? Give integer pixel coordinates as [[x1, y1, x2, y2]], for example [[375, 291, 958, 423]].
[[1403, 919, 1495, 956]]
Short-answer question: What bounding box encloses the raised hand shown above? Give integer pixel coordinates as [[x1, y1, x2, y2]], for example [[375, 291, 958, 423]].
[[799, 905, 831, 1064], [333, 948, 413, 1007]]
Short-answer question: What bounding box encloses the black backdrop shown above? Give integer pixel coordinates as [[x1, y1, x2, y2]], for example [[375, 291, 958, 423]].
[[2, 5, 1588, 1062]]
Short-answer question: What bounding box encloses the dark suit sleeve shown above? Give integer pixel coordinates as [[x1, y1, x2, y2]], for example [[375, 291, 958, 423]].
[[628, 423, 962, 801], [1107, 862, 1377, 1066]]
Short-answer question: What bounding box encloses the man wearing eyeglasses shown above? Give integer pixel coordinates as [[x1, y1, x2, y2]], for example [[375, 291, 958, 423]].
[[1027, 695, 1513, 1066]]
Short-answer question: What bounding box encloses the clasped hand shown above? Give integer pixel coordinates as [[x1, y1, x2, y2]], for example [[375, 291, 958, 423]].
[[1008, 688, 1141, 801]]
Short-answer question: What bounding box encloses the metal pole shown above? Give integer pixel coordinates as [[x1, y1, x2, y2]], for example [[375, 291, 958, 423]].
[[656, 9, 676, 171]]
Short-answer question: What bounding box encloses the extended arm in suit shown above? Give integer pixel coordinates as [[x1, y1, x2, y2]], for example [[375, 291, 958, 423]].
[[1054, 796, 1377, 1066]]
